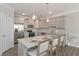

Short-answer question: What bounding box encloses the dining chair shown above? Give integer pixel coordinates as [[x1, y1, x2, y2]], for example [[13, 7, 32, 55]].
[[49, 36, 59, 56], [26, 38, 50, 56], [57, 35, 65, 56], [50, 35, 65, 56]]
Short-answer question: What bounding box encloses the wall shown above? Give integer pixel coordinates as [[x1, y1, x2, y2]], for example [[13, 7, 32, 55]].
[[65, 12, 79, 47]]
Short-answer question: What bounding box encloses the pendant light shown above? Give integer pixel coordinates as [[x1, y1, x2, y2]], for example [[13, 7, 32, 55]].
[[46, 18, 49, 22], [32, 14, 36, 19], [46, 3, 50, 22], [45, 3, 52, 22], [32, 8, 37, 20], [46, 3, 52, 14], [22, 13, 26, 15]]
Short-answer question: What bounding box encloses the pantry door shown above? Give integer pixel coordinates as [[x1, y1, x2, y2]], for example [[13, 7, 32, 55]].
[[0, 9, 2, 55], [0, 5, 14, 55], [1, 10, 8, 53]]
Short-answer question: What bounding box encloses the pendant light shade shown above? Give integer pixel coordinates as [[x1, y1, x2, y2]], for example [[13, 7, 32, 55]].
[[32, 8, 37, 20], [32, 14, 36, 19], [46, 18, 49, 22]]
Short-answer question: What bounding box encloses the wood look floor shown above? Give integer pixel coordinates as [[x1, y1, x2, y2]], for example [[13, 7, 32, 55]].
[[2, 44, 18, 56], [2, 44, 79, 56], [62, 46, 79, 56]]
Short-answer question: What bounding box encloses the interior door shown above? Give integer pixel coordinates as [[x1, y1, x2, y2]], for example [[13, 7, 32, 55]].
[[0, 4, 14, 55], [0, 9, 2, 55], [0, 6, 6, 55], [1, 11, 8, 53], [2, 7, 13, 52], [0, 6, 10, 53]]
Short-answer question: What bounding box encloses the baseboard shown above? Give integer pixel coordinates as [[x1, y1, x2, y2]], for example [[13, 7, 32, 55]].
[[68, 44, 79, 48], [65, 43, 79, 48]]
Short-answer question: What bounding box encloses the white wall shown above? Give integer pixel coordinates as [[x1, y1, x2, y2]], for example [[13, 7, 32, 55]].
[[65, 12, 79, 47]]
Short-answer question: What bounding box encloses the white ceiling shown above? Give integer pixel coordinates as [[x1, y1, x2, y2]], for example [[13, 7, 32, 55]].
[[7, 3, 79, 20]]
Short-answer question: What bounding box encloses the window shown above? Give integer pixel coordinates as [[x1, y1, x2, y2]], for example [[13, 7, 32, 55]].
[[14, 24, 24, 31]]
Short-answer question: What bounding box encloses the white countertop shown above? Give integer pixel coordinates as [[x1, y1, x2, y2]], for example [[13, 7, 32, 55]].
[[18, 35, 51, 49], [18, 34, 65, 49]]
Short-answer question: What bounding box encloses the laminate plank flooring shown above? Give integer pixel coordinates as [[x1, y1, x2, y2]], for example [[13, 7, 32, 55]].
[[2, 45, 79, 56], [2, 44, 18, 56], [62, 46, 79, 56]]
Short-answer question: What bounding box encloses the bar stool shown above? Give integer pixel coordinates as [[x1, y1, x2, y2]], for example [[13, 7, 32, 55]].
[[49, 36, 60, 56], [49, 35, 65, 56]]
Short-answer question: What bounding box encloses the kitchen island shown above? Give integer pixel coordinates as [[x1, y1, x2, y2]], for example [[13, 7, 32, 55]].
[[18, 35, 51, 56], [18, 34, 65, 56]]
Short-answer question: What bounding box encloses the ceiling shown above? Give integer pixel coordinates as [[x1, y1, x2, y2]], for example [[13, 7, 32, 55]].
[[7, 3, 79, 20]]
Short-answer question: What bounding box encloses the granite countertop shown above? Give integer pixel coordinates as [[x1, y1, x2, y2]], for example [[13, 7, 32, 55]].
[[18, 35, 50, 49], [18, 34, 65, 49]]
